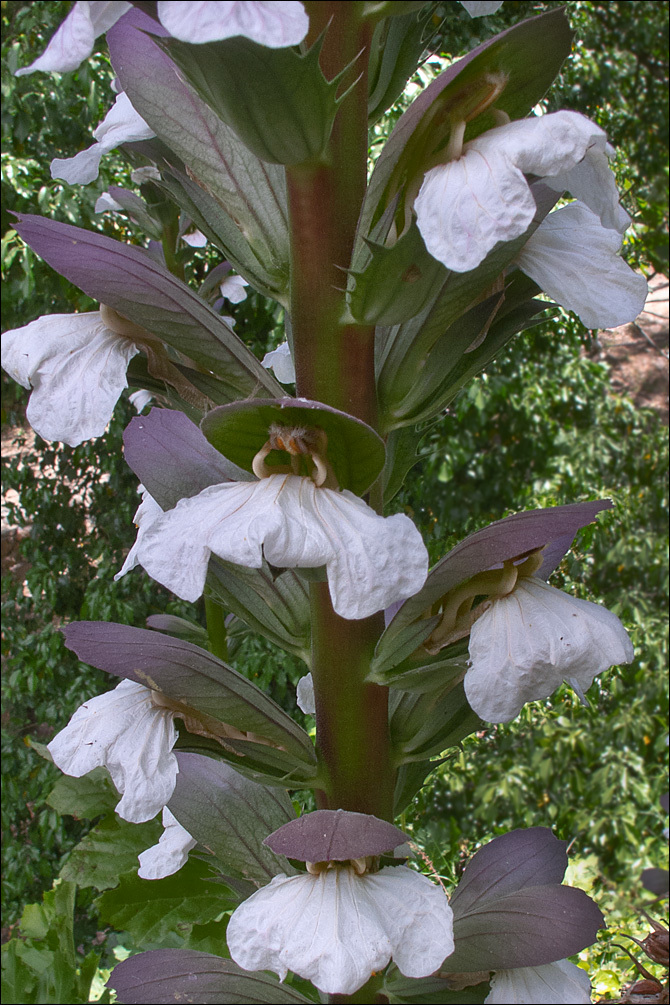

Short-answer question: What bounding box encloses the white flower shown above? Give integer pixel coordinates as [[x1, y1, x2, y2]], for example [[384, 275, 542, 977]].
[[460, 1, 504, 16], [182, 229, 208, 248], [464, 576, 634, 723], [227, 864, 454, 996], [414, 110, 630, 275], [47, 679, 178, 824], [16, 1, 309, 76], [219, 274, 249, 304], [94, 191, 123, 213], [262, 342, 296, 384], [15, 1, 132, 76], [126, 473, 429, 621], [514, 201, 648, 329], [128, 388, 154, 412], [296, 673, 315, 715], [115, 486, 163, 580], [1, 310, 139, 446], [51, 92, 155, 186], [486, 959, 592, 1004], [138, 807, 197, 880], [158, 1, 309, 47]]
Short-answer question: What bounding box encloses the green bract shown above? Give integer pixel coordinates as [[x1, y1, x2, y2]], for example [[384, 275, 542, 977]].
[[200, 398, 387, 495]]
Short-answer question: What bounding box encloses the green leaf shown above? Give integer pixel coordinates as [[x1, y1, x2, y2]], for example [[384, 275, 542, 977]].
[[108, 20, 290, 303], [393, 758, 446, 816], [368, 6, 440, 125], [97, 859, 236, 946], [1, 881, 97, 1005], [200, 398, 386, 496], [390, 682, 483, 762], [169, 753, 297, 883], [383, 970, 490, 1004], [349, 221, 449, 326], [46, 766, 118, 820], [60, 814, 162, 891], [165, 34, 343, 165], [207, 560, 311, 664], [175, 734, 321, 791]]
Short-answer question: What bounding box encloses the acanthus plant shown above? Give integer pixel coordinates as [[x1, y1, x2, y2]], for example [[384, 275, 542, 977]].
[[2, 1, 648, 1002]]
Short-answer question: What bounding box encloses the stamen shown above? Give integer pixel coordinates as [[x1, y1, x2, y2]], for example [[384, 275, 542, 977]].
[[252, 441, 274, 480]]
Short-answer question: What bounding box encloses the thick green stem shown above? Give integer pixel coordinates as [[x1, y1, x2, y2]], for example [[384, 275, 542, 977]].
[[287, 3, 394, 823], [311, 583, 393, 817]]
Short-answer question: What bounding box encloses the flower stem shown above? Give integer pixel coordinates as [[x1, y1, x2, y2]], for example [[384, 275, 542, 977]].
[[288, 3, 394, 821]]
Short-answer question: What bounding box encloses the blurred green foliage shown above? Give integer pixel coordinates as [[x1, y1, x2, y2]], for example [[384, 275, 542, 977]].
[[1, 1, 667, 999]]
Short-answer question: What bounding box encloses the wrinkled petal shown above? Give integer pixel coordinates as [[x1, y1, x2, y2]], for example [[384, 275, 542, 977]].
[[262, 341, 296, 383], [1, 311, 138, 446], [486, 959, 592, 1004], [115, 486, 163, 580], [296, 674, 315, 715], [515, 202, 648, 329], [15, 1, 131, 76], [51, 93, 155, 185], [460, 1, 504, 16], [544, 144, 631, 234], [95, 191, 123, 213], [47, 680, 178, 823], [465, 577, 634, 723], [303, 485, 428, 620], [133, 474, 429, 620], [157, 0, 309, 47], [227, 865, 454, 995], [138, 807, 197, 880], [182, 229, 208, 248], [219, 274, 249, 303], [416, 111, 624, 273], [416, 147, 535, 273]]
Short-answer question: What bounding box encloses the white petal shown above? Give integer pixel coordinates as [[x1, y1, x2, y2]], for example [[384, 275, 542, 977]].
[[94, 191, 123, 213], [182, 229, 208, 248], [296, 674, 315, 715], [465, 577, 634, 723], [51, 143, 105, 185], [486, 960, 592, 1004], [415, 147, 536, 273], [219, 274, 249, 303], [115, 487, 164, 580], [262, 342, 296, 384], [131, 166, 162, 184], [460, 1, 504, 15], [415, 111, 618, 273], [544, 143, 630, 234], [15, 2, 131, 77], [304, 487, 429, 620], [157, 1, 309, 47], [1, 312, 138, 446], [134, 475, 428, 620], [515, 202, 648, 329], [51, 93, 155, 185], [138, 807, 197, 880], [227, 865, 453, 996], [47, 680, 178, 823], [128, 388, 154, 412]]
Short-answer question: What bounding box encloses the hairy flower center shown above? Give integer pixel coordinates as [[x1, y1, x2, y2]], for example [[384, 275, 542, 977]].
[[252, 423, 335, 486]]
